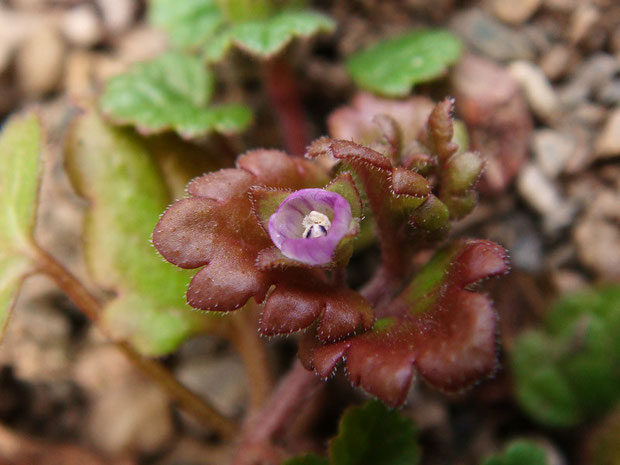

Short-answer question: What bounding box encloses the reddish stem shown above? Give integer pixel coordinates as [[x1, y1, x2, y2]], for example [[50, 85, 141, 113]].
[[232, 361, 323, 465], [264, 56, 309, 156], [359, 265, 402, 314]]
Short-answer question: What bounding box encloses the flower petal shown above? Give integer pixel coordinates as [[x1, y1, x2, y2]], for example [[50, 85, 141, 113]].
[[268, 189, 353, 265]]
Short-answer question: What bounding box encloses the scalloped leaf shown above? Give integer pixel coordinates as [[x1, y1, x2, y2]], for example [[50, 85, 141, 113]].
[[328, 93, 435, 155], [100, 52, 252, 139], [300, 239, 509, 406], [0, 113, 43, 339], [65, 110, 218, 355], [149, 0, 224, 50], [512, 285, 620, 427], [205, 9, 336, 61], [482, 440, 548, 465], [285, 400, 420, 465], [153, 150, 373, 340], [150, 0, 335, 62], [346, 30, 462, 97], [330, 400, 420, 465]]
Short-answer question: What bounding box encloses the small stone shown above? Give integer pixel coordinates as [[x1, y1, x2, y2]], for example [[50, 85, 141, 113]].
[[539, 45, 572, 81], [574, 190, 620, 279], [175, 353, 247, 419], [491, 0, 541, 25], [543, 0, 577, 11], [572, 103, 607, 127], [15, 24, 66, 98], [509, 61, 561, 123], [487, 213, 543, 272], [531, 129, 575, 178], [596, 80, 620, 106], [0, 276, 72, 382], [611, 24, 620, 55], [595, 108, 620, 158], [559, 53, 619, 108], [569, 4, 601, 45], [115, 25, 168, 64], [61, 5, 103, 47], [64, 50, 96, 100], [551, 269, 587, 295], [88, 381, 173, 455], [451, 9, 535, 62], [517, 164, 575, 232], [97, 0, 137, 33]]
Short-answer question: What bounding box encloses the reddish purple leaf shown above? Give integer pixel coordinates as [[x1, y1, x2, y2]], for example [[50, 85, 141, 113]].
[[299, 239, 509, 406], [328, 93, 434, 156], [153, 149, 372, 339]]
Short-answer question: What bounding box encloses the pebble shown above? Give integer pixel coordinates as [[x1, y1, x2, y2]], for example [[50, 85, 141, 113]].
[[517, 163, 575, 232], [596, 80, 620, 106], [595, 108, 620, 158], [491, 0, 541, 25], [0, 276, 72, 382], [531, 129, 575, 178], [543, 0, 577, 11], [559, 53, 619, 108], [611, 24, 620, 55], [61, 4, 103, 47], [509, 60, 561, 123], [569, 4, 601, 45], [88, 381, 173, 455], [15, 24, 66, 98], [115, 26, 168, 64], [539, 44, 572, 81], [574, 190, 620, 279], [487, 213, 543, 272], [97, 0, 137, 34], [175, 352, 247, 419], [572, 103, 607, 127], [451, 9, 535, 62]]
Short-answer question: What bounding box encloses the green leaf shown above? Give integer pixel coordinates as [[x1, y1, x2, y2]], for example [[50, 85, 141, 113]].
[[66, 110, 218, 355], [482, 440, 548, 465], [346, 30, 462, 97], [224, 10, 336, 59], [0, 113, 43, 339], [149, 0, 225, 50], [283, 455, 329, 465], [512, 285, 620, 427], [329, 400, 420, 465], [100, 52, 252, 139], [149, 0, 335, 62]]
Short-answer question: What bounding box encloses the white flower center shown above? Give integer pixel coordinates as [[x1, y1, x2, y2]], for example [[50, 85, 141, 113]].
[[302, 211, 331, 239]]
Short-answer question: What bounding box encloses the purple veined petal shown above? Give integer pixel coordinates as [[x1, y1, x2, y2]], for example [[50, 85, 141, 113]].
[[268, 189, 353, 265]]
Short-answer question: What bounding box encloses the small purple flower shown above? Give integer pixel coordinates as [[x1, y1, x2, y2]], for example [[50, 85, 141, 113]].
[[268, 189, 353, 265]]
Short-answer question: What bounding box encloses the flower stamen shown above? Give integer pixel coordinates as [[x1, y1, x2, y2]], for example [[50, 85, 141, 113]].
[[302, 211, 331, 239]]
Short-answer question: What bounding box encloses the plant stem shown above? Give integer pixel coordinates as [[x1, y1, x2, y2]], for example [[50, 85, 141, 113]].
[[263, 56, 309, 156], [354, 168, 411, 279], [232, 360, 323, 465], [34, 246, 239, 438], [228, 304, 274, 413], [359, 265, 402, 314]]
